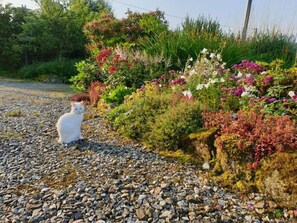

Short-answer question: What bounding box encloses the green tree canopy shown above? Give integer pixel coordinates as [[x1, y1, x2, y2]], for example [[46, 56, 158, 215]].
[[0, 4, 31, 69], [18, 0, 111, 64]]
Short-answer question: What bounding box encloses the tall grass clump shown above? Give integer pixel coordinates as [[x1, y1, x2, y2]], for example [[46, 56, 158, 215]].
[[248, 31, 297, 68], [141, 16, 297, 71], [141, 17, 251, 70], [141, 17, 224, 70]]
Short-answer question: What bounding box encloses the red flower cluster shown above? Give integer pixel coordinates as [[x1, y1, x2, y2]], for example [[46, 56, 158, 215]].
[[96, 48, 112, 66]]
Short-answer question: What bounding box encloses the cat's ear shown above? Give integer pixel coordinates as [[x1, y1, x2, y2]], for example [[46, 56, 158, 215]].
[[71, 101, 74, 106]]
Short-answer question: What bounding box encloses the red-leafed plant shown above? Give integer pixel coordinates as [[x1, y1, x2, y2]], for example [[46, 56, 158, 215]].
[[70, 93, 91, 104], [87, 81, 106, 106], [203, 109, 297, 169]]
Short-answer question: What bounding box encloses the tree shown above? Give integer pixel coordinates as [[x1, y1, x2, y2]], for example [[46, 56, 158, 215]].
[[19, 0, 111, 63], [0, 4, 31, 69], [83, 9, 169, 51]]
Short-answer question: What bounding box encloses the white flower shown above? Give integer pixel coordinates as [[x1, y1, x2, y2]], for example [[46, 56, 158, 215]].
[[288, 91, 295, 97], [189, 57, 193, 61], [209, 79, 215, 84], [209, 78, 217, 84], [183, 90, 192, 98], [189, 70, 196, 76], [241, 91, 250, 97], [196, 84, 204, 90], [201, 48, 208, 54], [187, 65, 191, 69], [210, 53, 215, 59], [236, 72, 243, 78], [180, 75, 185, 79], [246, 73, 252, 78], [212, 71, 218, 76], [220, 77, 225, 82], [244, 85, 256, 92], [217, 54, 222, 61], [261, 71, 267, 75], [204, 83, 210, 89]]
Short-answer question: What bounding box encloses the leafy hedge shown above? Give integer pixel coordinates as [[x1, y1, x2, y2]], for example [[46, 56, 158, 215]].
[[18, 59, 79, 82]]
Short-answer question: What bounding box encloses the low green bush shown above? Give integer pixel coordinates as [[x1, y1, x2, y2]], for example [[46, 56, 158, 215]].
[[101, 85, 135, 106], [106, 84, 172, 139], [145, 98, 203, 151], [18, 59, 79, 82]]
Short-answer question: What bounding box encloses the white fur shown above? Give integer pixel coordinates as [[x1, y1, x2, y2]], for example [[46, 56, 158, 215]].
[[56, 101, 84, 144]]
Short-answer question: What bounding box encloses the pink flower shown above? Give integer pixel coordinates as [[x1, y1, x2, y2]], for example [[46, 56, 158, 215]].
[[235, 86, 244, 96], [265, 98, 277, 103], [262, 75, 274, 84]]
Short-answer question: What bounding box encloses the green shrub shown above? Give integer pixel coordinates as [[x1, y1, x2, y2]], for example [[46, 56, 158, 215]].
[[18, 59, 78, 82], [69, 59, 99, 91], [145, 98, 203, 151], [106, 84, 172, 139], [101, 85, 135, 105]]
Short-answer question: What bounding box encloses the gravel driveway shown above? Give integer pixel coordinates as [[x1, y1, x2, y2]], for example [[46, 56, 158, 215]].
[[0, 79, 293, 222]]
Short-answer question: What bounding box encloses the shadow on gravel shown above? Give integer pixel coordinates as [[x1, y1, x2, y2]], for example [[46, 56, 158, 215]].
[[61, 139, 154, 158]]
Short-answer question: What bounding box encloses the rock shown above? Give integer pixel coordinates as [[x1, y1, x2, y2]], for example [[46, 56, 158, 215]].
[[136, 208, 146, 220], [189, 128, 218, 161], [202, 162, 210, 170], [255, 152, 297, 209], [160, 210, 172, 219], [218, 199, 226, 206], [0, 80, 289, 223], [138, 194, 147, 201], [73, 212, 83, 220]]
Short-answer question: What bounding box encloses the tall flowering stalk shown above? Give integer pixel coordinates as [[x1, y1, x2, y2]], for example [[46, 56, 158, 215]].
[[183, 48, 231, 111]]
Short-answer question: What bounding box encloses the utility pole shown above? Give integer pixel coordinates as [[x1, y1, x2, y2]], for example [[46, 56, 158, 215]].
[[242, 0, 253, 40]]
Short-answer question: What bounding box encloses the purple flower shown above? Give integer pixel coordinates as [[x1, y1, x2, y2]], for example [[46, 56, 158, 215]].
[[263, 75, 274, 84], [169, 70, 175, 75], [245, 75, 255, 85], [235, 86, 244, 96], [171, 77, 186, 85], [220, 97, 226, 102], [232, 60, 264, 74], [265, 98, 277, 103]]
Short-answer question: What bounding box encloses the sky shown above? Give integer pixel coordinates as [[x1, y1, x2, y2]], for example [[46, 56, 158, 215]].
[[1, 0, 297, 37]]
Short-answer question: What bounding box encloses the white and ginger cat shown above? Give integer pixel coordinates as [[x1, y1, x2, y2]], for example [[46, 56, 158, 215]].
[[56, 101, 84, 144]]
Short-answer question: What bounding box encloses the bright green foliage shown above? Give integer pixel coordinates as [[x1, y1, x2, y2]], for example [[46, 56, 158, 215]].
[[70, 59, 99, 91], [107, 84, 172, 139], [101, 85, 135, 105], [145, 99, 203, 151]]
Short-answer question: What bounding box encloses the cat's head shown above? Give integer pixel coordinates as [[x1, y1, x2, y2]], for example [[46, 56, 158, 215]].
[[71, 101, 85, 114]]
